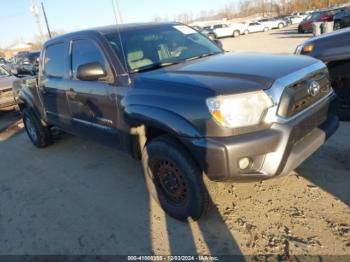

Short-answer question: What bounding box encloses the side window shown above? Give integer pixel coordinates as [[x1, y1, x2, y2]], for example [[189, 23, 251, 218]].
[[71, 39, 107, 80], [44, 43, 65, 78]]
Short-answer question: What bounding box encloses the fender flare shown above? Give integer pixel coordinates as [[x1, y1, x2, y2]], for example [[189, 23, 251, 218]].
[[13, 78, 43, 122], [124, 105, 202, 138]]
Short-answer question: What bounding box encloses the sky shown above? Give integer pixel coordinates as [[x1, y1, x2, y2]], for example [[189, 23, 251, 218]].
[[1, 0, 235, 48]]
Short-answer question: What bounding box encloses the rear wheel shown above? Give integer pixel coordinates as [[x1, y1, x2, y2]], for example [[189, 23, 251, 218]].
[[233, 30, 240, 37], [142, 136, 210, 221], [298, 25, 304, 33], [22, 108, 52, 148], [263, 27, 269, 32]]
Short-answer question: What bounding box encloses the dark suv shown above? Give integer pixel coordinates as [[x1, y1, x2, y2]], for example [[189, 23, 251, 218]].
[[14, 22, 338, 221]]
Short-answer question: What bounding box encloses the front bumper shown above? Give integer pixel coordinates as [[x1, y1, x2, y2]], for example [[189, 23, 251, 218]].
[[183, 92, 338, 181]]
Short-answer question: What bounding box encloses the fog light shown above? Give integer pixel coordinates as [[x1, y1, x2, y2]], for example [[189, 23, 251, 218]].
[[238, 157, 251, 170]]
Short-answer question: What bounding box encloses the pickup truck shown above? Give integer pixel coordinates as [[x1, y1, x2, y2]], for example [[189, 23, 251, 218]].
[[296, 27, 350, 120], [14, 22, 339, 221]]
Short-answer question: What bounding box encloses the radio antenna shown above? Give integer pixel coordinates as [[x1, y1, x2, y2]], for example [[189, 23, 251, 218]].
[[112, 0, 131, 85]]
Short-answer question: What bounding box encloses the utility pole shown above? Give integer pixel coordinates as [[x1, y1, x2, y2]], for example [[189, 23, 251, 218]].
[[30, 0, 44, 42], [41, 2, 52, 39], [112, 0, 123, 24]]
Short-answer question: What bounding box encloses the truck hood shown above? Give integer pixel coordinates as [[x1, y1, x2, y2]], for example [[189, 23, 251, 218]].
[[136, 53, 321, 95], [0, 76, 17, 91]]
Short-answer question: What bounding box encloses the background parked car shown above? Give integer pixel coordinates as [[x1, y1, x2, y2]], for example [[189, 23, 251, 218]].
[[333, 7, 350, 30], [279, 16, 293, 25], [202, 23, 246, 39], [0, 65, 17, 111], [295, 27, 350, 120], [12, 51, 40, 76], [242, 22, 270, 34], [290, 15, 307, 24], [298, 11, 334, 33], [258, 18, 286, 29], [0, 57, 7, 64]]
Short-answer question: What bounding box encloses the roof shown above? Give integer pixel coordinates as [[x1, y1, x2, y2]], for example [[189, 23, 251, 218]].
[[45, 22, 181, 46]]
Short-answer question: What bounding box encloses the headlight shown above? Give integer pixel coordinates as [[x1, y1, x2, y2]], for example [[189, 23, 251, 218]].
[[206, 91, 273, 129], [302, 43, 314, 54]]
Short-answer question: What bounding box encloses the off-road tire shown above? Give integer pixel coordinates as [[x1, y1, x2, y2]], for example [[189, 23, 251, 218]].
[[22, 108, 52, 148], [142, 135, 210, 221]]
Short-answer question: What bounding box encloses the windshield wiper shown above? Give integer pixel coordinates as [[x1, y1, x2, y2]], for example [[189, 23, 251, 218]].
[[185, 52, 218, 61], [131, 61, 182, 73]]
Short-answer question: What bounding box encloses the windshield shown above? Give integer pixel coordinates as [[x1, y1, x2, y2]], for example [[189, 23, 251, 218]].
[[106, 24, 223, 73], [0, 66, 10, 77]]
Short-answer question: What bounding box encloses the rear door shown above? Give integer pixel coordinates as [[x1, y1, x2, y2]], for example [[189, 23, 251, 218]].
[[66, 38, 121, 147], [39, 42, 71, 128]]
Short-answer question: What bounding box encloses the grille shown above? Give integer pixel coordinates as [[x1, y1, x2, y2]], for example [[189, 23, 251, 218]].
[[277, 70, 331, 118]]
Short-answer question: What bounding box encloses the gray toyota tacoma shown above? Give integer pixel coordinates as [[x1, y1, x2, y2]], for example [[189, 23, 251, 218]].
[[13, 22, 339, 221]]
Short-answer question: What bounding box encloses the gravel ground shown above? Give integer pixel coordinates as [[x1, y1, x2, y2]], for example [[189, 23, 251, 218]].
[[0, 25, 349, 258]]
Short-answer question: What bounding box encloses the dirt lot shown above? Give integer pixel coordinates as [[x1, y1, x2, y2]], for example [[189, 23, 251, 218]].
[[0, 25, 349, 258]]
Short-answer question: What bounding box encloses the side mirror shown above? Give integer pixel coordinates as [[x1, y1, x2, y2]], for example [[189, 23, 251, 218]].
[[213, 39, 223, 49], [77, 62, 106, 81]]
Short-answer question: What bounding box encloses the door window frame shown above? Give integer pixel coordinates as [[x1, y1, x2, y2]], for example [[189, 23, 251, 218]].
[[68, 38, 115, 84]]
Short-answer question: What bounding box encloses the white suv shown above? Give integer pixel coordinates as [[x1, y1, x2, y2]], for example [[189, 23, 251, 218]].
[[258, 18, 287, 29], [202, 23, 246, 39]]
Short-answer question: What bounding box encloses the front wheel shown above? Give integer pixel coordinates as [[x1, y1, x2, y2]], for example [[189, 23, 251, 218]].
[[208, 33, 216, 40], [142, 136, 210, 221], [278, 23, 284, 29], [22, 108, 52, 148], [244, 30, 249, 35], [263, 27, 269, 32], [334, 21, 341, 30]]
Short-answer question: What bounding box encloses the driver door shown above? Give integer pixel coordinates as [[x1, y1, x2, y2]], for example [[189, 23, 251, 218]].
[[66, 38, 121, 147]]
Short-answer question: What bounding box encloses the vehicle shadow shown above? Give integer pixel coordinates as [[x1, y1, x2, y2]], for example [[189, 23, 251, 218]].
[[296, 122, 350, 207], [271, 29, 299, 35]]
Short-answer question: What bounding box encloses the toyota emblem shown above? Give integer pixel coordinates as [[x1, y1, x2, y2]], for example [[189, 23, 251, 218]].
[[308, 81, 321, 97]]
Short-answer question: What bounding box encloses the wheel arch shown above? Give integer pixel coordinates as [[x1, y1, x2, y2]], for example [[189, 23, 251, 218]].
[[125, 105, 202, 162]]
